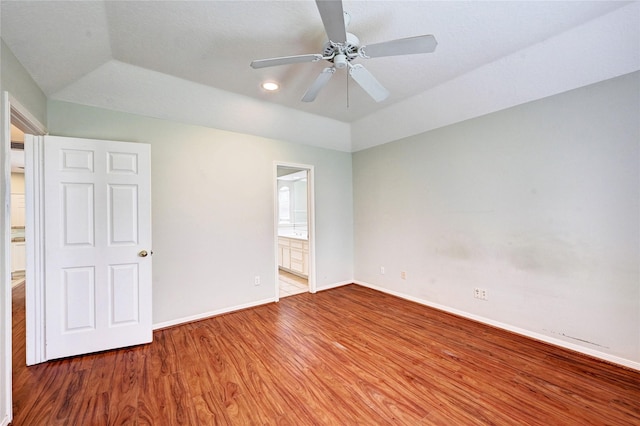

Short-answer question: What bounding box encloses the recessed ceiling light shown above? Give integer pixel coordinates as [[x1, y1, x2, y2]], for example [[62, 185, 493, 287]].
[[261, 81, 279, 92]]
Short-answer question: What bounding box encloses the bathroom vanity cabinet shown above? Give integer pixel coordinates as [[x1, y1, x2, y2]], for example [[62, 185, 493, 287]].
[[278, 236, 308, 277]]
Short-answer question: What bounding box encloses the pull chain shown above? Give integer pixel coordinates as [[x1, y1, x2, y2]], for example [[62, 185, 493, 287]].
[[346, 67, 350, 109]]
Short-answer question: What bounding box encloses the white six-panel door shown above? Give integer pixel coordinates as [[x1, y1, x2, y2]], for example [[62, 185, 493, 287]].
[[44, 136, 152, 360]]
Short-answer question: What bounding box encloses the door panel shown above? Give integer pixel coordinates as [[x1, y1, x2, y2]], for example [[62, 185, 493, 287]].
[[109, 263, 140, 325], [62, 183, 94, 246], [44, 135, 152, 360], [63, 266, 95, 331], [108, 184, 138, 245]]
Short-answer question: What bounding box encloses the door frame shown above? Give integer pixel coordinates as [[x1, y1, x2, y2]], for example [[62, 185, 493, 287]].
[[273, 162, 316, 301], [24, 135, 45, 365], [1, 92, 46, 425]]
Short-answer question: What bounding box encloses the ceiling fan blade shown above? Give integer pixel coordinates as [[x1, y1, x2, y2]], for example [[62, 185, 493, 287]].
[[250, 54, 323, 69], [360, 34, 437, 58], [348, 64, 389, 102], [302, 67, 336, 102], [315, 0, 347, 44]]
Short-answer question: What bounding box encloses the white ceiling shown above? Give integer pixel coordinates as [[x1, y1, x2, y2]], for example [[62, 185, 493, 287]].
[[2, 1, 638, 151]]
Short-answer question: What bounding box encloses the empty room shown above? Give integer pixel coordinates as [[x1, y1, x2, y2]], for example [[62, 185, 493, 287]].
[[1, 1, 639, 424]]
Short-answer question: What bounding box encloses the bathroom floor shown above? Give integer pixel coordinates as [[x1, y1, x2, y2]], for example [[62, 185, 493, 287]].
[[279, 269, 308, 298]]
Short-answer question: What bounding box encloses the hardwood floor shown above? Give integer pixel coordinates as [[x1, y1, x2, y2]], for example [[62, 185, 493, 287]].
[[11, 283, 640, 425]]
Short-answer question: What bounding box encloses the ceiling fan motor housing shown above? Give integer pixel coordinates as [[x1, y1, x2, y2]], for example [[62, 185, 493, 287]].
[[323, 32, 360, 67]]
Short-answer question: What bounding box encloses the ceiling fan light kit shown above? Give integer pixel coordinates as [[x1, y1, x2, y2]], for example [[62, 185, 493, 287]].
[[250, 0, 437, 104], [333, 54, 348, 69]]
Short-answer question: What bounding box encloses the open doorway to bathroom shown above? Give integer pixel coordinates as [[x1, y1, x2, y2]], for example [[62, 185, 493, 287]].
[[276, 165, 312, 298]]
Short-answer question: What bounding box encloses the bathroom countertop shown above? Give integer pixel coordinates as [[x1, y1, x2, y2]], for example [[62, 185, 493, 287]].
[[278, 231, 308, 241]]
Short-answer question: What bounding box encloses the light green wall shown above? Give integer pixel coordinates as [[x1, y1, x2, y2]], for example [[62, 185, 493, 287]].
[[47, 100, 354, 325], [353, 71, 640, 365], [1, 39, 47, 125]]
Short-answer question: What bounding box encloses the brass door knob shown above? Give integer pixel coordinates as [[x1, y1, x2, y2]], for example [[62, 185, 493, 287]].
[[138, 250, 148, 257]]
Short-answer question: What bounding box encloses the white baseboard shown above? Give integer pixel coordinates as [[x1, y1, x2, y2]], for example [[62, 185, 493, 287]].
[[150, 279, 639, 372], [1, 414, 10, 426], [354, 280, 640, 372], [152, 279, 353, 330], [152, 297, 276, 330], [315, 280, 352, 292]]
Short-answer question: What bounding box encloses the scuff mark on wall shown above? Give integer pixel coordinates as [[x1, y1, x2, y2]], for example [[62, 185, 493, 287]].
[[543, 329, 610, 349]]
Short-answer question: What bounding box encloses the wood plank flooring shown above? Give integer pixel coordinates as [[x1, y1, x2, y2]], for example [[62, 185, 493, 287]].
[[11, 283, 640, 425]]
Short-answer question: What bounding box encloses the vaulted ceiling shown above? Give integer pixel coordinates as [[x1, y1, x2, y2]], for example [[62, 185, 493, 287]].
[[2, 1, 638, 151]]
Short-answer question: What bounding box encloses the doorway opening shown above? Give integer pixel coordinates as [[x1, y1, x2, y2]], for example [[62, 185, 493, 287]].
[[9, 124, 26, 290], [275, 163, 315, 300], [3, 94, 47, 422], [8, 102, 46, 363]]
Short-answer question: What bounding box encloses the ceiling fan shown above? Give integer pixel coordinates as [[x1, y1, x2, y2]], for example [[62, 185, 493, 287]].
[[250, 0, 437, 103]]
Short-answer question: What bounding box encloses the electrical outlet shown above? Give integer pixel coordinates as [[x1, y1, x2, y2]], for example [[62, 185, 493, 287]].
[[474, 287, 488, 300], [401, 271, 407, 280], [254, 276, 261, 286], [380, 266, 385, 275]]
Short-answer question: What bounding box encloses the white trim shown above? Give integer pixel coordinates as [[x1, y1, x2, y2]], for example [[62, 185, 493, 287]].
[[273, 162, 317, 301], [307, 166, 316, 294], [1, 92, 13, 426], [316, 280, 352, 292], [11, 279, 25, 289], [354, 280, 640, 372], [24, 135, 45, 365], [7, 95, 46, 135], [273, 165, 280, 302], [152, 297, 276, 331]]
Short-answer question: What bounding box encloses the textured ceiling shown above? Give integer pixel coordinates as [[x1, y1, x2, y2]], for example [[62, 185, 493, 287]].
[[1, 1, 638, 151]]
